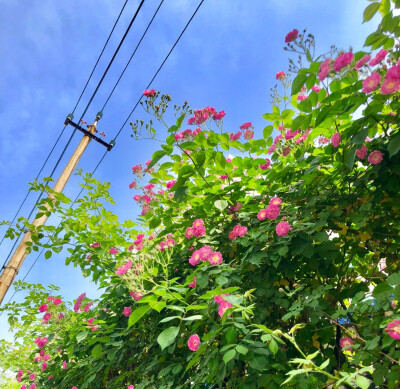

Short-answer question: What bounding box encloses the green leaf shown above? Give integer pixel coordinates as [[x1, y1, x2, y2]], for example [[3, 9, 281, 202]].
[[149, 217, 161, 229], [291, 71, 308, 95], [269, 339, 278, 355], [223, 349, 236, 364], [214, 199, 228, 211], [127, 305, 151, 329], [92, 344, 102, 360], [182, 315, 203, 321], [363, 2, 380, 22], [159, 316, 181, 323], [215, 152, 226, 169], [76, 331, 88, 343], [225, 327, 237, 343], [215, 275, 229, 285], [387, 272, 400, 285], [345, 147, 357, 169], [315, 105, 332, 127], [388, 135, 400, 158], [372, 282, 393, 299], [147, 150, 166, 170], [157, 326, 179, 350], [176, 113, 185, 129], [355, 375, 371, 389], [195, 151, 206, 167], [235, 344, 248, 355], [44, 250, 52, 260], [263, 126, 273, 139], [174, 186, 189, 203], [379, 0, 390, 16]]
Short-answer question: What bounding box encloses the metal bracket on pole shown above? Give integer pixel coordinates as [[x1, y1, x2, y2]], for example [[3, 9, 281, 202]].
[[64, 113, 115, 151]]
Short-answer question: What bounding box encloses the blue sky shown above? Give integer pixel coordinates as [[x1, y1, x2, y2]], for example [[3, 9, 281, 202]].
[[0, 0, 378, 339]]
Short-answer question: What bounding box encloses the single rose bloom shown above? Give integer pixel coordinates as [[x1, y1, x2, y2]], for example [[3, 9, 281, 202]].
[[362, 72, 381, 94], [369, 49, 387, 66], [355, 54, 371, 70], [368, 150, 383, 165], [188, 276, 196, 288], [339, 337, 354, 350], [334, 52, 354, 72], [189, 250, 201, 266], [143, 89, 156, 97], [218, 301, 233, 317], [269, 197, 282, 206], [331, 132, 341, 147], [285, 29, 298, 43], [208, 251, 223, 265], [39, 304, 48, 312], [276, 221, 290, 237], [381, 78, 400, 94], [53, 298, 62, 305], [188, 334, 201, 351], [356, 144, 368, 159], [257, 209, 267, 221], [123, 307, 132, 317], [240, 122, 252, 130], [385, 320, 400, 339], [276, 71, 286, 80]]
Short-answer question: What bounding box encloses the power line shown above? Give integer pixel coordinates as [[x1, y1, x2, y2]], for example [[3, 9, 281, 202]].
[[101, 0, 165, 111], [0, 0, 205, 308], [0, 0, 146, 271], [0, 0, 130, 256], [0, 152, 108, 313]]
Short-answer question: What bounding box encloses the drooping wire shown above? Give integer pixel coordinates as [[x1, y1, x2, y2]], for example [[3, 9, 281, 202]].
[[0, 0, 205, 308], [0, 0, 130, 259], [101, 0, 165, 111], [0, 152, 108, 313]]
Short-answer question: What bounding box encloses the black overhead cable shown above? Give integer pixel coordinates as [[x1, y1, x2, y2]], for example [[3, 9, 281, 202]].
[[101, 0, 165, 111], [0, 0, 130, 256], [0, 0, 205, 308], [0, 153, 108, 313]]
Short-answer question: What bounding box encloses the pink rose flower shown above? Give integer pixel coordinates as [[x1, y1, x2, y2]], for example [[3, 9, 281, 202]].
[[214, 294, 228, 304], [90, 242, 100, 248], [29, 373, 35, 380], [230, 131, 242, 141], [257, 209, 267, 221], [339, 337, 354, 350], [133, 292, 143, 301], [386, 64, 400, 81], [331, 132, 341, 147], [244, 129, 254, 140], [143, 89, 156, 97], [39, 304, 48, 312], [334, 52, 354, 72], [276, 71, 286, 80], [62, 361, 67, 369], [188, 276, 196, 288], [129, 181, 137, 189], [269, 197, 282, 206], [128, 386, 135, 389], [355, 54, 371, 69], [199, 246, 213, 261], [41, 362, 48, 371], [312, 85, 321, 92], [213, 111, 225, 120], [166, 180, 177, 189], [285, 29, 298, 43], [369, 49, 387, 66], [218, 301, 233, 317], [385, 320, 400, 339], [53, 298, 62, 305], [381, 78, 400, 94], [265, 204, 280, 220], [208, 251, 223, 265], [187, 334, 201, 351], [297, 94, 308, 101], [318, 58, 332, 81], [362, 72, 381, 93], [240, 122, 252, 130], [356, 144, 368, 159], [109, 247, 118, 255], [368, 150, 383, 165], [123, 307, 132, 317], [189, 250, 201, 266], [276, 221, 290, 237]]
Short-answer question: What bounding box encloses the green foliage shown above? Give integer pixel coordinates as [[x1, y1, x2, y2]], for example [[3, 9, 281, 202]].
[[2, 1, 400, 388]]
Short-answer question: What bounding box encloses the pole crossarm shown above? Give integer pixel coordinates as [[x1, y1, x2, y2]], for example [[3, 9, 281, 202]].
[[64, 113, 115, 151]]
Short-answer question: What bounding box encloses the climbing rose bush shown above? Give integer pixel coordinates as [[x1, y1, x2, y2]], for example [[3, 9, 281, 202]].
[[1, 1, 400, 388]]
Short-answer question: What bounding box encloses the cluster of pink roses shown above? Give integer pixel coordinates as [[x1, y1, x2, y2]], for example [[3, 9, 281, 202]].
[[228, 224, 248, 240], [229, 122, 254, 141], [129, 234, 146, 251], [129, 290, 143, 301], [174, 127, 201, 141], [257, 197, 282, 221], [259, 158, 271, 170], [116, 260, 133, 276], [189, 245, 223, 266], [74, 293, 86, 312], [185, 219, 206, 239], [214, 293, 233, 317], [187, 106, 225, 125], [157, 238, 175, 251], [34, 336, 48, 348]]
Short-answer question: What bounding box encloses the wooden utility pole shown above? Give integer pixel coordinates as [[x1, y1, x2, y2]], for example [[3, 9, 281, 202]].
[[0, 112, 114, 305]]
